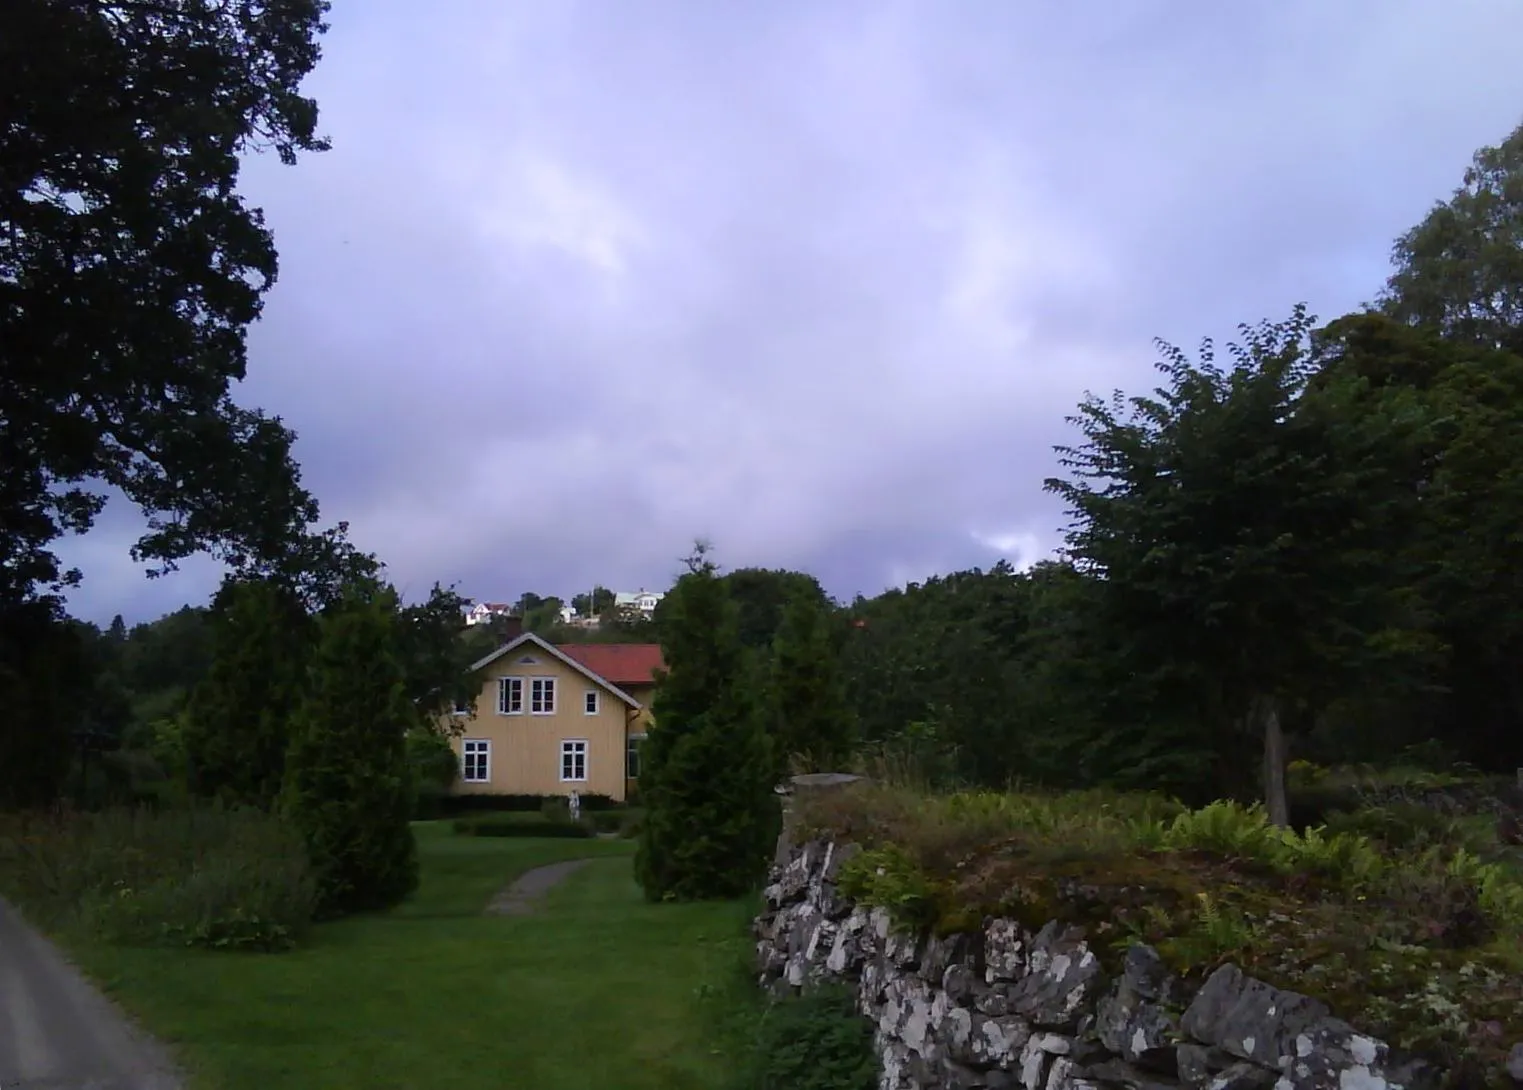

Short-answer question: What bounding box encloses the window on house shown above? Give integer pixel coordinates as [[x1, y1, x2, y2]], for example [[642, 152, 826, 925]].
[[584, 690, 599, 715], [531, 677, 556, 714], [462, 739, 491, 783], [451, 695, 471, 716], [560, 740, 587, 782], [626, 734, 646, 780], [498, 677, 523, 715]]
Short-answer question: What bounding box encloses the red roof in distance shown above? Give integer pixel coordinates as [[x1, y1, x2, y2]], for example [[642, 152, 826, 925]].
[[556, 643, 665, 688]]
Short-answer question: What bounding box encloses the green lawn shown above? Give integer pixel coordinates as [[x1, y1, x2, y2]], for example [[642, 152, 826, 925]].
[[68, 822, 757, 1089]]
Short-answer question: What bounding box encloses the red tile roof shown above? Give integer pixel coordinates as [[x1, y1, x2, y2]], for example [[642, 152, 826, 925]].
[[556, 643, 665, 688]]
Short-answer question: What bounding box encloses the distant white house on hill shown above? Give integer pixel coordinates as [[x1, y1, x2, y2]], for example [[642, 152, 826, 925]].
[[614, 589, 663, 618], [465, 590, 663, 629], [463, 601, 514, 627]]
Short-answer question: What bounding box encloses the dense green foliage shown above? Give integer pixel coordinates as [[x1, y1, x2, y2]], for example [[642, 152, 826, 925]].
[[738, 983, 879, 1090], [1311, 315, 1523, 769], [0, 0, 334, 607], [182, 579, 313, 807], [281, 584, 419, 916], [0, 0, 364, 809], [721, 567, 831, 651], [0, 804, 316, 951], [766, 590, 857, 777], [637, 546, 779, 901], [1382, 119, 1523, 354], [407, 725, 460, 813], [830, 114, 1523, 802], [1048, 306, 1429, 821], [0, 604, 89, 809]]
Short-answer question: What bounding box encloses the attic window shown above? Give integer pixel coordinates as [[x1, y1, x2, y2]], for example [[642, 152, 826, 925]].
[[517, 655, 538, 665]]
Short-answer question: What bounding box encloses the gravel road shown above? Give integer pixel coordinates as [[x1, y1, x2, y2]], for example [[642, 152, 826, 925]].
[[0, 897, 180, 1090]]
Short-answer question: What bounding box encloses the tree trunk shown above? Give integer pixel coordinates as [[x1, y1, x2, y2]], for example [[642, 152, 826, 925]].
[[1256, 695, 1290, 827]]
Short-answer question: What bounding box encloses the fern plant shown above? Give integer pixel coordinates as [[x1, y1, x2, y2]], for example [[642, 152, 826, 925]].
[[1160, 800, 1290, 867], [1160, 891, 1261, 968], [1446, 849, 1523, 932], [1284, 825, 1385, 888]]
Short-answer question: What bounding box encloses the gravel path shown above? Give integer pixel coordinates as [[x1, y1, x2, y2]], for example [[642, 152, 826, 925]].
[[485, 859, 594, 916], [0, 896, 181, 1089]]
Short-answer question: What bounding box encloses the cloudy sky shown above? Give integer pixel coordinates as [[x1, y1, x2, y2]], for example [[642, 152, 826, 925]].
[[62, 0, 1523, 624]]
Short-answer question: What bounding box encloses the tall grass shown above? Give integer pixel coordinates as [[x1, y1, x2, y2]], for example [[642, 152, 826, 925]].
[[0, 803, 316, 951]]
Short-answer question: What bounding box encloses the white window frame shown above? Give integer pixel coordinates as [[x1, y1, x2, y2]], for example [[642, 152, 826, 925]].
[[531, 677, 556, 715], [451, 695, 472, 717], [560, 739, 588, 782], [584, 689, 600, 716], [498, 676, 523, 715], [462, 739, 491, 784], [626, 733, 646, 780]]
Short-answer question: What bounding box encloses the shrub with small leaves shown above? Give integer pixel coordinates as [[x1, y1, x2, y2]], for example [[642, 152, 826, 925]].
[[837, 844, 941, 930], [744, 984, 879, 1090]]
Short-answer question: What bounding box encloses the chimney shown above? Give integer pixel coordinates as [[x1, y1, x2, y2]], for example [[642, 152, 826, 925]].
[[500, 615, 524, 640]]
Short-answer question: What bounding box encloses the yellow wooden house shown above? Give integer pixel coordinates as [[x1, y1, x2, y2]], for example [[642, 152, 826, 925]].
[[445, 632, 663, 803]]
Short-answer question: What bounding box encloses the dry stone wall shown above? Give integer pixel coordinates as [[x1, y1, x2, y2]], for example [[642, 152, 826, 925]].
[[754, 837, 1449, 1090]]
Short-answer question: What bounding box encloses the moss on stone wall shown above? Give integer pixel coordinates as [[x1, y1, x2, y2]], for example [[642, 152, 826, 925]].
[[797, 782, 1523, 1085]]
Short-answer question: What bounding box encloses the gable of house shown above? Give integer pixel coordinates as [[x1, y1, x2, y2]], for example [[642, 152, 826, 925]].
[[468, 632, 642, 707]]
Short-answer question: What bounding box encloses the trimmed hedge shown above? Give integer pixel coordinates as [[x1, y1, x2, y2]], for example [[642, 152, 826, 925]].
[[589, 808, 645, 838], [452, 816, 593, 839], [433, 792, 619, 817]]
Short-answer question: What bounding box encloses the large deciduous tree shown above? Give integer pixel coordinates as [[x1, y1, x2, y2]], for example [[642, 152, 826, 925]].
[[1047, 307, 1425, 824], [636, 544, 776, 902], [0, 0, 334, 607], [0, 1, 337, 809], [1381, 118, 1523, 354]]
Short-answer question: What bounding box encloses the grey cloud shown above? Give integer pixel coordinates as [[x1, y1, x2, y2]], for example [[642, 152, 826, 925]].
[[61, 0, 1523, 622]]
